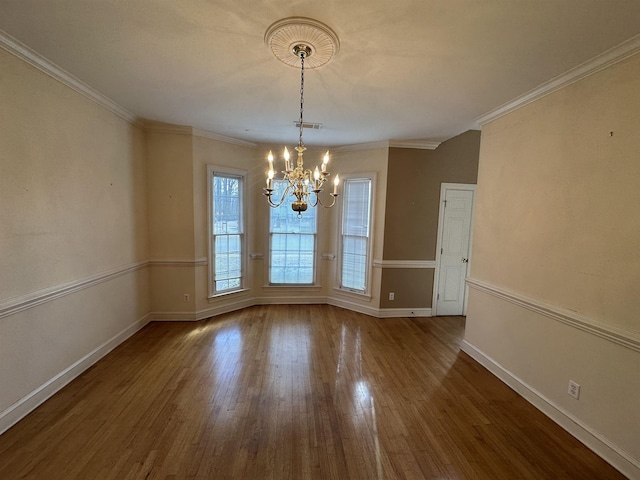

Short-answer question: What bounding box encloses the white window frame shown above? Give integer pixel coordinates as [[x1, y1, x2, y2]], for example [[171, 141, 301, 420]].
[[207, 165, 247, 298], [336, 173, 375, 296], [268, 179, 318, 286]]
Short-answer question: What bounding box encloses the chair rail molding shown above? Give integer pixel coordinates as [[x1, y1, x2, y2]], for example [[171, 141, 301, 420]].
[[373, 259, 436, 269], [0, 260, 148, 320], [466, 277, 640, 352]]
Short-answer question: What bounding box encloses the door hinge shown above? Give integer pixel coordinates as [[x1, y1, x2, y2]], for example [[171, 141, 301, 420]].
[[437, 293, 440, 300], [443, 200, 447, 208], [441, 248, 443, 254]]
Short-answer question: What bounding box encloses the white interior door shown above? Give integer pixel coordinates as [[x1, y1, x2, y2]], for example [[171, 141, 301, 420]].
[[434, 185, 475, 316]]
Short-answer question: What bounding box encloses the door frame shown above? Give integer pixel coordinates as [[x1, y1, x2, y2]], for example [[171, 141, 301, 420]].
[[432, 183, 477, 316]]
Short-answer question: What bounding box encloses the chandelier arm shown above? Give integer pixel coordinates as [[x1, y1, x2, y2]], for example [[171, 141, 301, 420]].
[[313, 191, 339, 208], [263, 182, 293, 208]]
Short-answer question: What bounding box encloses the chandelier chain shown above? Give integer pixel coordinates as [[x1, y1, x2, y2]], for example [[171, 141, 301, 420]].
[[299, 52, 305, 148], [263, 36, 339, 214]]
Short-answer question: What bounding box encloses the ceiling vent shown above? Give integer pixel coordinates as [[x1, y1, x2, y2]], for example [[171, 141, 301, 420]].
[[295, 121, 322, 130]]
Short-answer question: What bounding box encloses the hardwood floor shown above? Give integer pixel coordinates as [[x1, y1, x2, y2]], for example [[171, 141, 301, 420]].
[[0, 305, 625, 479]]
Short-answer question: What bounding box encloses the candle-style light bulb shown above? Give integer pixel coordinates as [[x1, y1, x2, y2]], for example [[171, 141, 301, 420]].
[[266, 169, 274, 189], [267, 151, 275, 188], [313, 166, 320, 180], [322, 151, 329, 173], [333, 174, 339, 195], [284, 147, 290, 172], [267, 151, 274, 174]]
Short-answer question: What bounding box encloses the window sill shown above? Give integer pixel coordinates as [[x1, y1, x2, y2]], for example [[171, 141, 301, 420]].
[[208, 288, 250, 302], [263, 284, 322, 291], [333, 287, 372, 300]]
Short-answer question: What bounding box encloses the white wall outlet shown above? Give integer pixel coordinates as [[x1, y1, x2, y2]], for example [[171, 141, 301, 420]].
[[568, 380, 581, 399], [183, 293, 190, 302], [389, 292, 395, 301]]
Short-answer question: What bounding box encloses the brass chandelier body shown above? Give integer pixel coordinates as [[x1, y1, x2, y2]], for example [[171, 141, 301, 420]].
[[263, 18, 340, 214]]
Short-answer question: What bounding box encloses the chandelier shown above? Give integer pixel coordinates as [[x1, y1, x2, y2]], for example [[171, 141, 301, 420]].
[[263, 18, 340, 214]]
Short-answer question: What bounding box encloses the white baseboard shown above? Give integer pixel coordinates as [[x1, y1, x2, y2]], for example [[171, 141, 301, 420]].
[[376, 307, 432, 318], [460, 340, 640, 479], [327, 296, 380, 318], [151, 297, 434, 322], [149, 311, 199, 321], [0, 313, 152, 436], [254, 295, 328, 306], [196, 297, 257, 321]]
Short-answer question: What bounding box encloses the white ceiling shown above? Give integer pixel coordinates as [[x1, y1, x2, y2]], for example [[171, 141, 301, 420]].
[[1, 0, 640, 147]]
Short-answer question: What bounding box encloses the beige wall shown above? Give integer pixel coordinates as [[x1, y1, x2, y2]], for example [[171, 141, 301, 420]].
[[145, 129, 260, 318], [146, 132, 194, 260], [145, 139, 391, 315], [146, 131, 196, 314], [380, 269, 434, 309], [384, 131, 480, 260], [191, 135, 261, 314], [170, 141, 390, 314], [0, 48, 150, 420], [380, 131, 480, 309], [465, 53, 640, 473], [328, 146, 389, 312]]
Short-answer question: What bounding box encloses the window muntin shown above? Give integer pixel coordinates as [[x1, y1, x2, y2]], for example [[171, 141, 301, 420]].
[[211, 172, 243, 294], [340, 177, 372, 293], [269, 180, 317, 284]]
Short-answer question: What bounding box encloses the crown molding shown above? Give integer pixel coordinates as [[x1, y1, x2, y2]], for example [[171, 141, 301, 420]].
[[333, 141, 390, 152], [142, 121, 257, 148], [477, 33, 640, 126], [0, 29, 140, 126], [333, 139, 441, 152], [192, 128, 258, 148], [389, 140, 441, 150], [142, 121, 193, 136]]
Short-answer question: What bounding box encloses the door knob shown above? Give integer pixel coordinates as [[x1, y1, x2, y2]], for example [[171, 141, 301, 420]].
[[461, 258, 469, 263]]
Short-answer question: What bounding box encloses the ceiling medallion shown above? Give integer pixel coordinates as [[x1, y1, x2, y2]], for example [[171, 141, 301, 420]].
[[264, 17, 340, 69]]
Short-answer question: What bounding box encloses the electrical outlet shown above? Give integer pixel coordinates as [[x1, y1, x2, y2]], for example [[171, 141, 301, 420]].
[[183, 293, 190, 302], [568, 380, 580, 399], [389, 292, 395, 301]]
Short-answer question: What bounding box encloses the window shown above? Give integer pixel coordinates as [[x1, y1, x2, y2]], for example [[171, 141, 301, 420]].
[[269, 180, 317, 284], [209, 168, 244, 295], [339, 177, 373, 293]]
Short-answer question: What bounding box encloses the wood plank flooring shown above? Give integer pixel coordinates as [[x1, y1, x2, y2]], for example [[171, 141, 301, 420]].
[[0, 305, 625, 479]]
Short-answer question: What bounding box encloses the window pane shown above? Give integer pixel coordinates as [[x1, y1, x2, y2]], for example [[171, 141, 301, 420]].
[[215, 235, 241, 280], [341, 178, 372, 292], [270, 180, 317, 233], [342, 179, 370, 236], [342, 236, 367, 291], [269, 179, 317, 284], [212, 172, 243, 293], [270, 233, 316, 284], [213, 176, 241, 235]]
